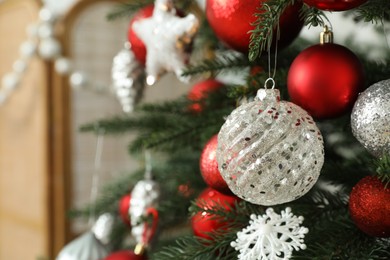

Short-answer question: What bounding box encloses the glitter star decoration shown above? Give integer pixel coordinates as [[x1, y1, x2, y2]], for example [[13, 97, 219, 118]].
[[231, 207, 308, 260], [132, 0, 199, 85]]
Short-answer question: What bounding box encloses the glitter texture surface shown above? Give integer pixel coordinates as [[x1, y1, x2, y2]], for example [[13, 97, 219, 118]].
[[217, 89, 324, 206], [111, 44, 145, 113], [349, 176, 390, 237], [351, 79, 390, 157]]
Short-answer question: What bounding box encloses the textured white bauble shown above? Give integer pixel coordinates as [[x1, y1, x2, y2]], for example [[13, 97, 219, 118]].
[[217, 88, 324, 206], [55, 57, 73, 75], [39, 37, 61, 60], [351, 79, 390, 157], [20, 41, 37, 58], [111, 43, 145, 113]]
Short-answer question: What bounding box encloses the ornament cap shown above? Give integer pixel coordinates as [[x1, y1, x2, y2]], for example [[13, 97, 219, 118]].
[[320, 26, 333, 44], [134, 243, 146, 255], [255, 88, 280, 103]]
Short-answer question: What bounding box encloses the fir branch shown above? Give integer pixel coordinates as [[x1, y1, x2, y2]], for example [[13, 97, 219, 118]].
[[300, 4, 328, 27], [354, 0, 390, 24], [182, 52, 250, 77], [106, 1, 153, 21], [248, 0, 295, 61], [373, 155, 390, 188]]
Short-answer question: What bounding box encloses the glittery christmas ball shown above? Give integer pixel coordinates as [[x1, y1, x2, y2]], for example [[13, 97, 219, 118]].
[[349, 176, 390, 237], [287, 43, 364, 119], [303, 0, 367, 11], [118, 194, 131, 226], [105, 250, 147, 260], [200, 135, 231, 194], [206, 0, 304, 53], [351, 79, 390, 157], [188, 79, 224, 113], [128, 5, 154, 65], [217, 88, 324, 206], [191, 187, 240, 240]]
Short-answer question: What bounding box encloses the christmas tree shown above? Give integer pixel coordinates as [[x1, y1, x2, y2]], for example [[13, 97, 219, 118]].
[[61, 0, 390, 259]]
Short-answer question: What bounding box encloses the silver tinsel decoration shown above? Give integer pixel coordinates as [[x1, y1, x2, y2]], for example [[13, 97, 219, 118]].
[[217, 88, 324, 206], [111, 42, 145, 113], [56, 213, 114, 260], [351, 79, 390, 157]]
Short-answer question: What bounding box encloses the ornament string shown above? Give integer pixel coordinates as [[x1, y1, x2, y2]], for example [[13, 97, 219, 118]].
[[144, 150, 153, 180], [88, 128, 105, 225], [265, 3, 279, 86]]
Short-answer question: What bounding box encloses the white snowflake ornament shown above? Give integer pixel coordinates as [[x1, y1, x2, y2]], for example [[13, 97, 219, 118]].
[[132, 0, 199, 85], [231, 207, 308, 260]]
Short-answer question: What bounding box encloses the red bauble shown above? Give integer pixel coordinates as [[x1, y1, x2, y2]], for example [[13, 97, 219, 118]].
[[118, 194, 131, 226], [200, 135, 231, 194], [128, 5, 154, 65], [287, 43, 364, 119], [206, 0, 304, 53], [105, 250, 147, 260], [349, 176, 390, 237], [303, 0, 368, 11], [191, 187, 240, 239], [188, 79, 224, 113]]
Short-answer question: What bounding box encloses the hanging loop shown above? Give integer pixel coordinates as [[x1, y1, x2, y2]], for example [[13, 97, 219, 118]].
[[264, 78, 275, 89]]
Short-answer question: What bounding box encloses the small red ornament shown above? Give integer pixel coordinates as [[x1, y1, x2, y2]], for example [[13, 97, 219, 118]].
[[188, 79, 224, 113], [349, 176, 390, 238], [206, 0, 304, 53], [128, 5, 154, 65], [191, 187, 240, 240], [105, 250, 147, 260], [287, 39, 364, 119], [303, 0, 368, 11], [200, 135, 231, 194], [118, 194, 131, 226]]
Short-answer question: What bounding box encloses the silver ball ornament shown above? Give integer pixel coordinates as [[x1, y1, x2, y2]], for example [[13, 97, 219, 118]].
[[351, 79, 390, 157], [217, 88, 324, 206]]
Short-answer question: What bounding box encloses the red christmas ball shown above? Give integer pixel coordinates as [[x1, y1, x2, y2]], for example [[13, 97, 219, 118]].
[[206, 0, 304, 53], [191, 187, 240, 240], [188, 79, 224, 113], [128, 5, 154, 65], [349, 176, 390, 237], [303, 0, 368, 11], [200, 135, 231, 194], [118, 194, 131, 226], [105, 250, 147, 260], [287, 43, 364, 119]]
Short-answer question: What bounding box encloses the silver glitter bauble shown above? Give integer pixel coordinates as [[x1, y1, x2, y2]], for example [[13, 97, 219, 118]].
[[351, 79, 390, 157], [111, 42, 145, 113], [217, 88, 324, 206], [56, 214, 113, 260]]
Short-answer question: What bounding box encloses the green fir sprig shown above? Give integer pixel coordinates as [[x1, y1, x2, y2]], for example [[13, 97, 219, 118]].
[[354, 0, 390, 23], [373, 155, 390, 188], [106, 1, 153, 21], [248, 0, 295, 61]]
